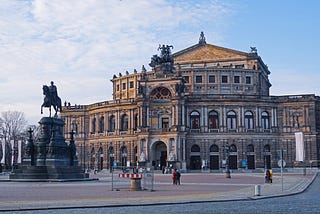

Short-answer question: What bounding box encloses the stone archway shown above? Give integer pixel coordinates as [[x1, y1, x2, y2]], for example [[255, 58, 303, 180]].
[[151, 141, 167, 170], [209, 144, 220, 170], [190, 144, 201, 170]]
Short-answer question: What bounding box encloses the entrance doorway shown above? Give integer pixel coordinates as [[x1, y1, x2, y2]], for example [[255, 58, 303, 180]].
[[190, 156, 201, 170], [246, 144, 255, 169], [264, 145, 271, 169], [247, 155, 255, 169], [152, 141, 167, 170], [210, 155, 219, 170], [265, 155, 271, 169], [229, 155, 238, 169], [210, 144, 220, 170]]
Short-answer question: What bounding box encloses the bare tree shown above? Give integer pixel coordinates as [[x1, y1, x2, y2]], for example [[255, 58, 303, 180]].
[[0, 111, 27, 169], [0, 111, 27, 143]]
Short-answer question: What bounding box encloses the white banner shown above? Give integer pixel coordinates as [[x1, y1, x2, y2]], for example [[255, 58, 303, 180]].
[[18, 140, 22, 164], [295, 132, 304, 161], [1, 141, 5, 164], [10, 140, 14, 165]]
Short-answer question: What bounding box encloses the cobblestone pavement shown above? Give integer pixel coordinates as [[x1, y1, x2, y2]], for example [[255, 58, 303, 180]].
[[0, 171, 317, 212]]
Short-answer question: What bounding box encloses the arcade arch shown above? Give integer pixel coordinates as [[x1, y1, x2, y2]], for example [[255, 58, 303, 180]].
[[151, 141, 167, 170]]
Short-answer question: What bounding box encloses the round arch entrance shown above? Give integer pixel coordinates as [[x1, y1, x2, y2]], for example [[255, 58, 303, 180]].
[[151, 141, 167, 170]]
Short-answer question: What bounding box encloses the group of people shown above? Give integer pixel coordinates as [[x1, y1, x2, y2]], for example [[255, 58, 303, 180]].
[[172, 168, 181, 185]]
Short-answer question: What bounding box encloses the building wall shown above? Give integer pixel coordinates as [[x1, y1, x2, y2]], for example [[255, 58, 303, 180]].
[[60, 39, 320, 171]]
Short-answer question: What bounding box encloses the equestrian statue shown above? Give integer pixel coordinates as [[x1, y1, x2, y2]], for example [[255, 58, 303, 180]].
[[41, 81, 62, 117]]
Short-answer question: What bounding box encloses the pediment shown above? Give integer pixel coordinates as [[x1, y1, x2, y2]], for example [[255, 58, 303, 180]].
[[173, 44, 249, 64]]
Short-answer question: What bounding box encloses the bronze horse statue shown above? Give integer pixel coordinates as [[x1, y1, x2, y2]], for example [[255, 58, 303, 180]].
[[41, 85, 62, 117]]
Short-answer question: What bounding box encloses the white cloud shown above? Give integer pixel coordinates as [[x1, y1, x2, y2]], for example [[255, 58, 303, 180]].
[[0, 0, 233, 124]]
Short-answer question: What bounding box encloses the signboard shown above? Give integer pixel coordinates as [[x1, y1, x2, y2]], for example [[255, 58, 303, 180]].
[[241, 160, 247, 168], [278, 159, 286, 168]]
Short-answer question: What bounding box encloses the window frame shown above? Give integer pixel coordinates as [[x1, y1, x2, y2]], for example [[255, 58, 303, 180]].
[[190, 111, 200, 129], [227, 111, 237, 130], [208, 110, 219, 129], [244, 111, 254, 130], [195, 75, 203, 83], [221, 75, 228, 83]]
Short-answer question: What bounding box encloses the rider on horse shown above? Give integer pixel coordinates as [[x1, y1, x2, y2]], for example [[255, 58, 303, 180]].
[[49, 81, 58, 106], [41, 81, 62, 117]]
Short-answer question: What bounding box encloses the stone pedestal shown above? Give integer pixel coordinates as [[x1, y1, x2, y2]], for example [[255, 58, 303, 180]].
[[10, 117, 86, 181]]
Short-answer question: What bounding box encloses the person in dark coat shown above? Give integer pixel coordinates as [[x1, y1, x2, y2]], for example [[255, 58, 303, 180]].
[[176, 169, 181, 185]]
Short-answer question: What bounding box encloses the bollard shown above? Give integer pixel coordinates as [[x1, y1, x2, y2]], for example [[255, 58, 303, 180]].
[[254, 184, 261, 196], [130, 178, 142, 191]]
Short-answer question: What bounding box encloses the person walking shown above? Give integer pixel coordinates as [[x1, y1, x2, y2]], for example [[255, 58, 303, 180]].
[[265, 169, 271, 183], [176, 169, 181, 185], [172, 169, 177, 185]]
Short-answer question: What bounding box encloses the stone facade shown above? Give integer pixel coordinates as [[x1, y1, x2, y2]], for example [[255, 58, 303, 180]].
[[61, 34, 320, 171]]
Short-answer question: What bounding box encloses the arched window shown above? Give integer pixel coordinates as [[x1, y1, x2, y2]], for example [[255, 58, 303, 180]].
[[121, 114, 128, 131], [208, 111, 219, 129], [244, 111, 254, 129], [247, 144, 254, 152], [91, 117, 96, 133], [109, 115, 115, 132], [210, 144, 219, 152], [261, 111, 270, 129], [99, 116, 104, 133], [150, 87, 172, 100], [230, 144, 237, 152], [190, 111, 200, 129], [191, 145, 200, 152], [227, 111, 237, 130]]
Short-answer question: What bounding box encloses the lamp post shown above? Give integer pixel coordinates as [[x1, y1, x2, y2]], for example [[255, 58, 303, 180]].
[[109, 152, 114, 172], [224, 142, 231, 178], [122, 152, 127, 170]]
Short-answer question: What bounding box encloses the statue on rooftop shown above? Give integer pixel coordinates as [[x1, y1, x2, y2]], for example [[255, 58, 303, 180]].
[[199, 31, 206, 45]]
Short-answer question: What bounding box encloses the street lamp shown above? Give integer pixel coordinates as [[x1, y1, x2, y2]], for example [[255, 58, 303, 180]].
[[122, 152, 127, 170], [224, 142, 231, 178], [109, 152, 114, 172]]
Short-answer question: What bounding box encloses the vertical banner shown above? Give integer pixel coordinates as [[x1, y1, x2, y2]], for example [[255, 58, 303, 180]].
[[1, 141, 5, 164], [295, 132, 304, 161], [10, 140, 14, 165], [18, 140, 22, 164]]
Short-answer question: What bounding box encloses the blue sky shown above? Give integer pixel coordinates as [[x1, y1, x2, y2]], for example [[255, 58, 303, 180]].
[[0, 0, 319, 125]]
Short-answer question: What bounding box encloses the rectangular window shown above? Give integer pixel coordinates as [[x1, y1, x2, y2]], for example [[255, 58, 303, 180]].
[[209, 75, 215, 83], [246, 76, 251, 84], [195, 75, 202, 83], [122, 83, 126, 90], [129, 81, 134, 88], [221, 75, 228, 83], [162, 118, 169, 129], [235, 64, 244, 68], [116, 84, 120, 91], [234, 76, 240, 84], [183, 76, 190, 83]]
